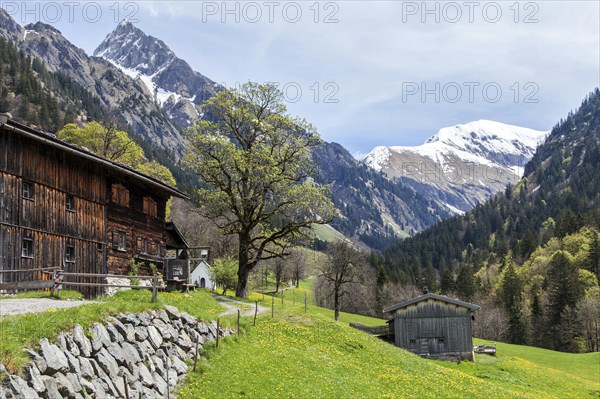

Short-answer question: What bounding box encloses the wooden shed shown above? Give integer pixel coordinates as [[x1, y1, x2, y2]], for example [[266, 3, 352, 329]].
[[383, 292, 480, 361], [0, 114, 188, 296]]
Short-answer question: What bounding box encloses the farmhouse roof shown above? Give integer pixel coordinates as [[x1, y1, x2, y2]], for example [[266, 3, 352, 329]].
[[0, 114, 188, 199], [382, 293, 480, 314]]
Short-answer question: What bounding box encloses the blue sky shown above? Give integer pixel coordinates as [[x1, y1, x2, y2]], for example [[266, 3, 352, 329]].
[[3, 1, 599, 156]]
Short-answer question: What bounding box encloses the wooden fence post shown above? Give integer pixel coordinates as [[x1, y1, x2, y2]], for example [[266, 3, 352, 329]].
[[271, 296, 274, 318], [304, 291, 307, 314], [216, 318, 220, 348], [151, 272, 158, 303], [237, 309, 240, 336], [51, 269, 58, 297], [281, 290, 284, 306], [254, 300, 258, 326], [193, 335, 200, 372]]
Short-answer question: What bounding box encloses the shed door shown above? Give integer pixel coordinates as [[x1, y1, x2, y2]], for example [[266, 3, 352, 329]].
[[418, 339, 428, 354]]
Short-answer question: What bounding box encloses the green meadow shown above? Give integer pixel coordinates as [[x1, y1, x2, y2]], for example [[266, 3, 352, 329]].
[[1, 286, 598, 398]]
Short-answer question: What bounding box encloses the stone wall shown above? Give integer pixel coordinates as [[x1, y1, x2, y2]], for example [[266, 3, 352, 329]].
[[0, 306, 229, 398]]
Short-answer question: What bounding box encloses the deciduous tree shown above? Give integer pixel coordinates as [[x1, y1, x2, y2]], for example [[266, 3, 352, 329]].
[[210, 256, 238, 295], [58, 121, 144, 166], [185, 82, 335, 298]]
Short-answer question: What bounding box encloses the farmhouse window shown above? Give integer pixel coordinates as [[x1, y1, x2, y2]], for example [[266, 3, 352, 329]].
[[21, 238, 34, 258], [143, 196, 157, 217], [139, 238, 148, 254], [22, 181, 34, 200], [148, 241, 157, 255], [65, 245, 75, 262], [112, 231, 127, 251], [66, 194, 75, 212], [111, 183, 130, 207], [118, 233, 126, 251]]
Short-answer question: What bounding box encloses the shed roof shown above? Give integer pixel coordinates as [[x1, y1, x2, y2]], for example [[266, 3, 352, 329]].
[[165, 222, 190, 249], [382, 293, 480, 313], [0, 115, 188, 199]]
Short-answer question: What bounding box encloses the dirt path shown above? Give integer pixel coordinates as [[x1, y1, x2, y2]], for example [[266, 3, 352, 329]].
[[0, 298, 98, 317], [212, 295, 270, 317]]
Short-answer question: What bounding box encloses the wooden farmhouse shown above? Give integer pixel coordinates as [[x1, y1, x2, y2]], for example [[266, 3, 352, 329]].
[[0, 114, 189, 296], [383, 292, 480, 361]]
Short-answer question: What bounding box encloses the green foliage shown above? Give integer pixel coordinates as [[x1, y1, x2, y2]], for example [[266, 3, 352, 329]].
[[455, 264, 477, 301], [185, 82, 335, 297], [210, 256, 239, 295], [440, 267, 455, 294], [500, 262, 528, 344], [129, 259, 143, 286], [135, 160, 177, 186], [58, 122, 145, 166], [547, 250, 584, 351]]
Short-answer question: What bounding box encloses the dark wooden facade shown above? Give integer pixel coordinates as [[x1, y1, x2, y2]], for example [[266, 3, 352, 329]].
[[0, 115, 187, 296], [383, 293, 480, 360]]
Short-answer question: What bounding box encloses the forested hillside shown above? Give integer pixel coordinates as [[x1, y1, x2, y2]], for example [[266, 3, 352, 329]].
[[379, 89, 600, 352], [0, 37, 104, 131]]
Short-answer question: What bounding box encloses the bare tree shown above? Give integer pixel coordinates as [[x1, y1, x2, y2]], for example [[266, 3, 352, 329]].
[[472, 292, 508, 342], [578, 290, 600, 352], [270, 257, 287, 293], [290, 249, 306, 288], [170, 198, 237, 259], [316, 241, 367, 321]]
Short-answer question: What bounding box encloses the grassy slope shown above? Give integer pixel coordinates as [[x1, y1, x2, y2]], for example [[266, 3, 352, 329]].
[[184, 289, 599, 398], [312, 224, 347, 243], [438, 341, 600, 399], [180, 298, 600, 399]]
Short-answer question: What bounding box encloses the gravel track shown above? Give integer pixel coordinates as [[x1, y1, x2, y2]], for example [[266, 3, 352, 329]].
[[213, 294, 270, 317], [0, 298, 97, 317]]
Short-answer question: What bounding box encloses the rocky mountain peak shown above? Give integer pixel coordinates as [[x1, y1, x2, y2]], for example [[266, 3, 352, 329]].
[[94, 21, 220, 129], [94, 20, 175, 76]]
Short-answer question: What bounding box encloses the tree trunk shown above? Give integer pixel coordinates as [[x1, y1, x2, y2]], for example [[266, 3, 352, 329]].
[[334, 287, 340, 321], [236, 265, 250, 298], [236, 235, 251, 298]]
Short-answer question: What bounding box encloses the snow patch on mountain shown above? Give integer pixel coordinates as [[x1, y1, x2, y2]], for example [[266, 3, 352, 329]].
[[105, 58, 185, 107], [363, 120, 548, 174]]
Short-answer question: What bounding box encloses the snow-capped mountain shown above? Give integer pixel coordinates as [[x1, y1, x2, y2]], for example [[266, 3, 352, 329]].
[[363, 120, 548, 213], [94, 20, 221, 129]]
